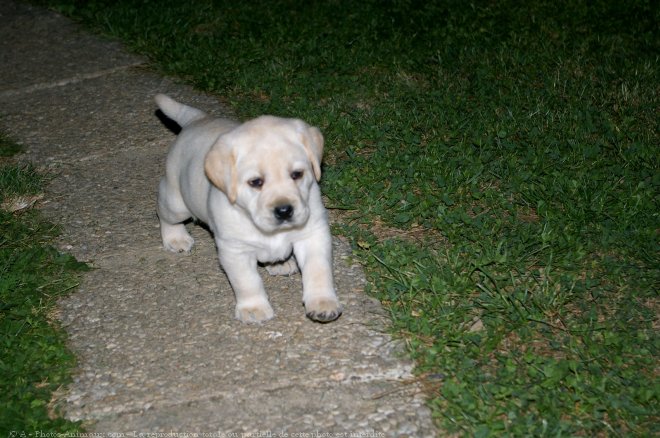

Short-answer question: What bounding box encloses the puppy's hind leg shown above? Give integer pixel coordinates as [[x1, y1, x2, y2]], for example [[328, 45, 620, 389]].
[[157, 178, 195, 253], [265, 257, 300, 276]]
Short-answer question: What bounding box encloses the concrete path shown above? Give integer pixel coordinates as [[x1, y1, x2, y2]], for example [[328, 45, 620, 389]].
[[0, 1, 435, 436]]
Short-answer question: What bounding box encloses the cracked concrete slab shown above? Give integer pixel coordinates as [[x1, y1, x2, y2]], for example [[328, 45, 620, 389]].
[[0, 1, 436, 435]]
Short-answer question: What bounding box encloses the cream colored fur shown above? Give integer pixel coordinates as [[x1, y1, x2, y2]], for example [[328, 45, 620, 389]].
[[155, 94, 341, 323]]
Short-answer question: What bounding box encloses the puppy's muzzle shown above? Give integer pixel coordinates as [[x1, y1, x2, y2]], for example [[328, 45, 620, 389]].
[[274, 204, 294, 222]]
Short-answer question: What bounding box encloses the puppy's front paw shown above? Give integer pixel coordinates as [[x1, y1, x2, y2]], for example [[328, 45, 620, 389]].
[[235, 301, 275, 323], [162, 227, 194, 253], [265, 258, 299, 276], [164, 236, 195, 253], [305, 297, 342, 323]]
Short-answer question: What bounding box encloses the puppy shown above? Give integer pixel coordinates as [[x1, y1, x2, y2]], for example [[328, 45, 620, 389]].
[[155, 94, 341, 323]]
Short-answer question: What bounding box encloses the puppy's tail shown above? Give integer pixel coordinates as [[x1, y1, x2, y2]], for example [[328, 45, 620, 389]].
[[155, 94, 207, 128]]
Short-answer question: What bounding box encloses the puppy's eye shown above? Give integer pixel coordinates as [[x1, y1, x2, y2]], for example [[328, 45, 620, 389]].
[[291, 170, 304, 181], [248, 177, 264, 189]]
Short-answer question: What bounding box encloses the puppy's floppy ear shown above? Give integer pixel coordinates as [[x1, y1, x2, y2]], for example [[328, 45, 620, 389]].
[[205, 141, 238, 203], [297, 121, 324, 181]]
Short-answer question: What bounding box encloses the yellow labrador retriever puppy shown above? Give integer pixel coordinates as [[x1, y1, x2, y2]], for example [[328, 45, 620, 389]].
[[155, 94, 341, 323]]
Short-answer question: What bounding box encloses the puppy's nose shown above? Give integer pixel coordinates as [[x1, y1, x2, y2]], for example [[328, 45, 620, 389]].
[[274, 204, 294, 221]]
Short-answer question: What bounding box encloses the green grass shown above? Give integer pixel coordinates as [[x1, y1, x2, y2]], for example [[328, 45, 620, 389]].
[[0, 133, 24, 158], [37, 0, 659, 435], [0, 135, 87, 433]]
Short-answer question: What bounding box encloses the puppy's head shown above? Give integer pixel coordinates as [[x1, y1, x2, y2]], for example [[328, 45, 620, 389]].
[[205, 116, 323, 233]]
